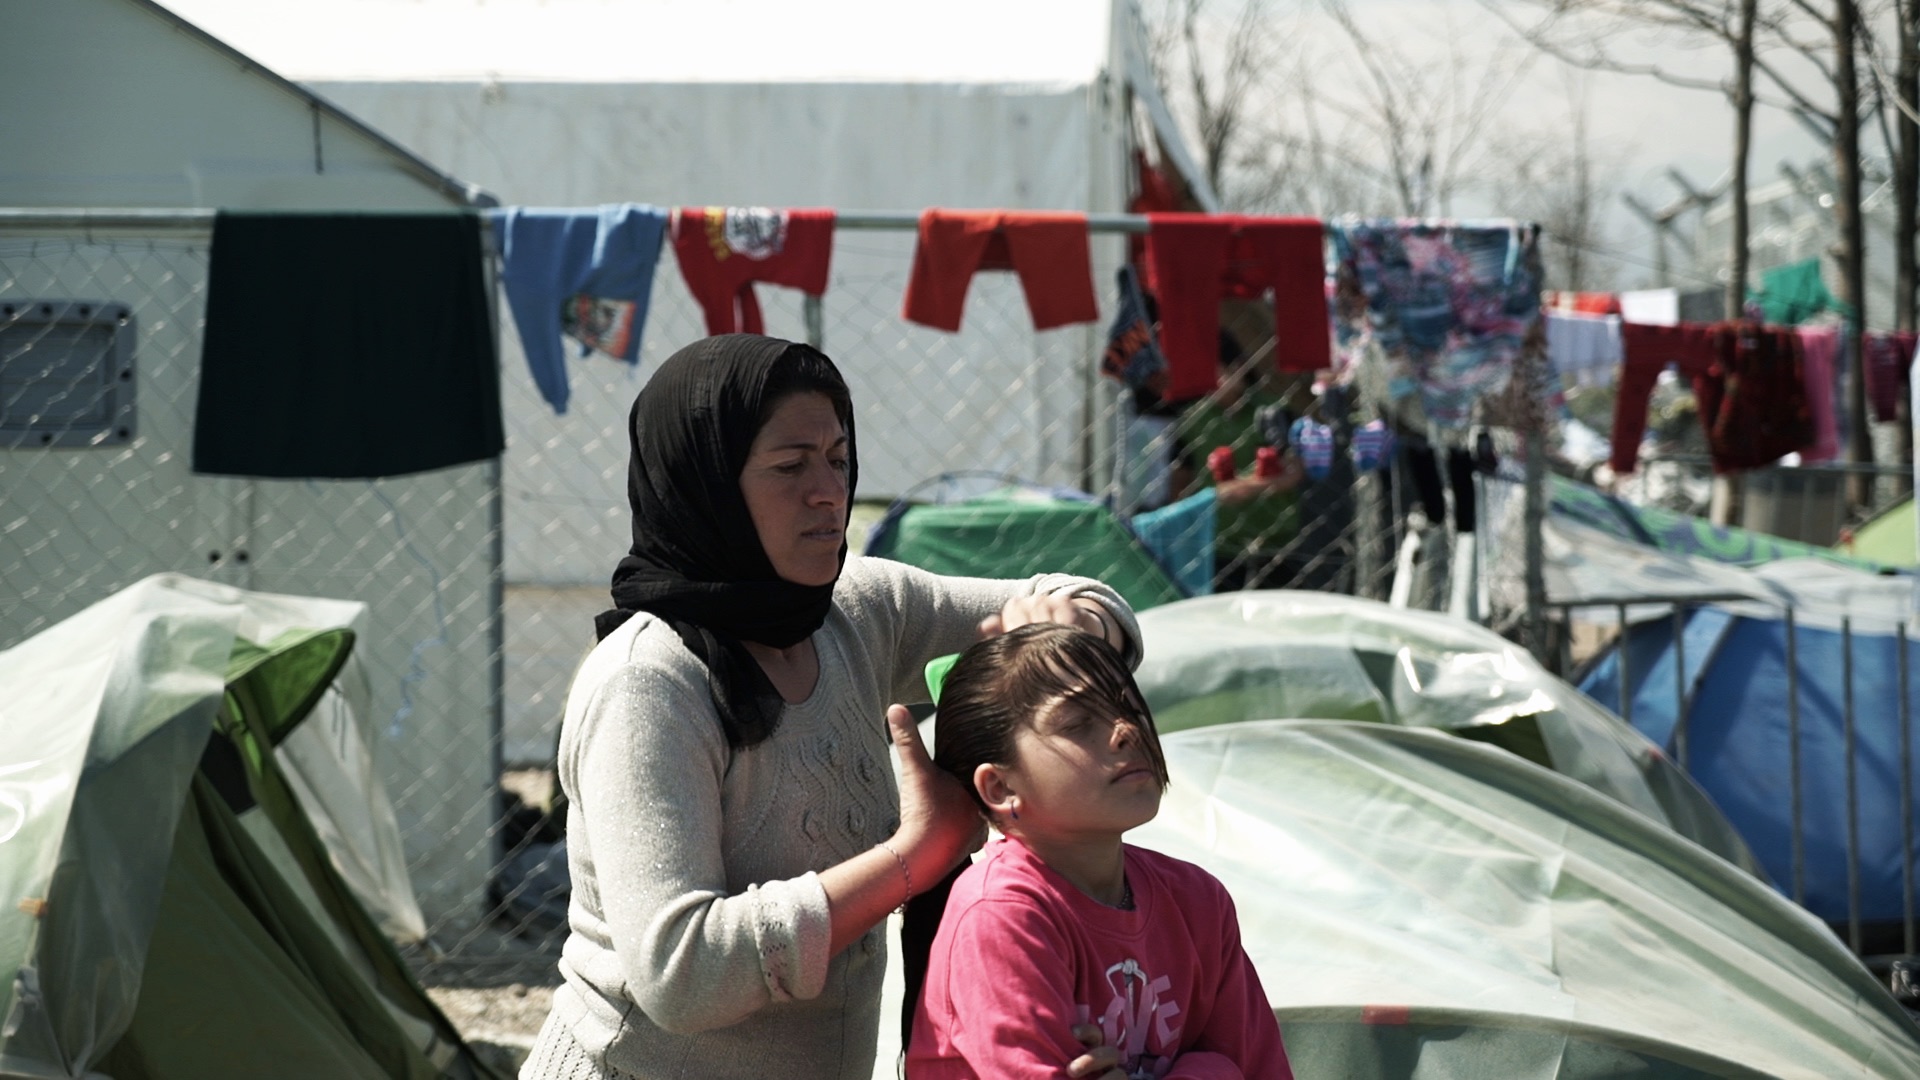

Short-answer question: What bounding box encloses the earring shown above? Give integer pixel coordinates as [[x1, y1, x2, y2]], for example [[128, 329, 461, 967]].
[[1008, 801, 1020, 822]]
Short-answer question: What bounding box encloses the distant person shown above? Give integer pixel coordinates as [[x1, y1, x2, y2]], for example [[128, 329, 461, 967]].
[[905, 623, 1294, 1079], [520, 334, 1140, 1080], [1167, 331, 1305, 591]]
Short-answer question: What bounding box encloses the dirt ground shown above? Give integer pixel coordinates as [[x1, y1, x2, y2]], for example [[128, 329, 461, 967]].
[[416, 921, 561, 1075]]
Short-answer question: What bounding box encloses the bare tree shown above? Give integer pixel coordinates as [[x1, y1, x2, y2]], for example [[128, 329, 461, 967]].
[[1481, 0, 1765, 320], [1320, 0, 1541, 216], [1484, 70, 1626, 290], [1142, 0, 1278, 206]]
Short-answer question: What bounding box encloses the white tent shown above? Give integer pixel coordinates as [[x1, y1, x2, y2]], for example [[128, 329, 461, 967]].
[[0, 0, 500, 929]]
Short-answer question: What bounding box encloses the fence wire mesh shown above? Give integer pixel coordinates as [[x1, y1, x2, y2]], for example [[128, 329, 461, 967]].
[[1, 218, 1542, 983]]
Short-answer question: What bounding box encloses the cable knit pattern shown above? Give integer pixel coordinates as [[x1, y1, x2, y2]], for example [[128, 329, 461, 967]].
[[523, 557, 1138, 1080]]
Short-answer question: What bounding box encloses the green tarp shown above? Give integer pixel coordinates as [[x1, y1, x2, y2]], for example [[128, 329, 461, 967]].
[[866, 489, 1186, 613], [1840, 495, 1918, 567], [1551, 475, 1882, 570]]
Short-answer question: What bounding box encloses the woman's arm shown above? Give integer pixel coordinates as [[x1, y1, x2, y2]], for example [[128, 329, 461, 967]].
[[844, 558, 1143, 707]]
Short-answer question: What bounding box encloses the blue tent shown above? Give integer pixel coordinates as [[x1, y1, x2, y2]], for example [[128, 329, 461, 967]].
[[1579, 564, 1920, 935]]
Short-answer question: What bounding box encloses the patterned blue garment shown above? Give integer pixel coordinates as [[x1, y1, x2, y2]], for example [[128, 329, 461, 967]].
[[1328, 220, 1542, 428]]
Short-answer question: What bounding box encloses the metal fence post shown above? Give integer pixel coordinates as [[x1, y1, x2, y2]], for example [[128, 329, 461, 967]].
[[1844, 614, 1860, 953], [1787, 606, 1805, 905]]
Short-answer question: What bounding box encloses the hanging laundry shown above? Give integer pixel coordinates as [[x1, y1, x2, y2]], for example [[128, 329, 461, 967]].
[[902, 209, 1098, 332], [1794, 325, 1842, 463], [1328, 220, 1543, 429], [1545, 311, 1621, 387], [1288, 416, 1335, 480], [1618, 288, 1679, 326], [1611, 322, 1811, 475], [1350, 419, 1395, 472], [193, 212, 502, 479], [1753, 258, 1843, 326], [492, 204, 667, 415], [1127, 150, 1179, 269], [1145, 214, 1327, 400], [1446, 447, 1479, 532], [1100, 266, 1165, 394], [1865, 330, 1919, 422], [671, 207, 834, 335]]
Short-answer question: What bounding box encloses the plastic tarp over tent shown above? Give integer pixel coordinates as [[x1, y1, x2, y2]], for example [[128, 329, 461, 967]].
[[1577, 556, 1920, 929], [1129, 591, 1759, 872], [0, 574, 497, 1079], [864, 482, 1188, 615], [1129, 721, 1920, 1078]]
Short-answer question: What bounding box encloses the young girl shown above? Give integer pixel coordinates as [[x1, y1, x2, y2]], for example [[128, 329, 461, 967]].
[[906, 624, 1292, 1080]]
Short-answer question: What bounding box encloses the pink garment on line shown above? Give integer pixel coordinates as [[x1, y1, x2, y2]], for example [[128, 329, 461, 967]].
[[1796, 325, 1841, 463]]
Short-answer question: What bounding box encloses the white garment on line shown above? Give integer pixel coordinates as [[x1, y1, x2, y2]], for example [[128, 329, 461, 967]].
[[1546, 311, 1622, 387], [1618, 288, 1679, 327]]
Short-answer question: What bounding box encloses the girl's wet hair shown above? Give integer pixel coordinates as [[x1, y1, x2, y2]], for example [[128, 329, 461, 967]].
[[934, 622, 1169, 813]]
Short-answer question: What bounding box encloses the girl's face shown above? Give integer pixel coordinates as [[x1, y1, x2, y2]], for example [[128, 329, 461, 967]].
[[995, 695, 1163, 840], [739, 392, 851, 587]]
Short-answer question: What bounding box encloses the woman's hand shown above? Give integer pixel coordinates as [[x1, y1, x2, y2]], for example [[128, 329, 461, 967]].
[[978, 594, 1111, 645], [886, 704, 983, 882], [1068, 1023, 1125, 1080]]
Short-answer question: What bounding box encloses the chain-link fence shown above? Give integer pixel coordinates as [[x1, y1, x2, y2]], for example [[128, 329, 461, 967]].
[[1, 213, 1547, 990]]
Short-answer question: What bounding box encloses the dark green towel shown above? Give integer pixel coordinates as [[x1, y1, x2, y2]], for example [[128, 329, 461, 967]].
[[193, 212, 503, 478]]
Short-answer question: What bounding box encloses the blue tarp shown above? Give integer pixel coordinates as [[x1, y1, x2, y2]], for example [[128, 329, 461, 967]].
[[1581, 607, 1920, 926]]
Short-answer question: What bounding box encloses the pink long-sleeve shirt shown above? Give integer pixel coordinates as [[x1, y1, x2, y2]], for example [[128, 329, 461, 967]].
[[907, 838, 1293, 1080]]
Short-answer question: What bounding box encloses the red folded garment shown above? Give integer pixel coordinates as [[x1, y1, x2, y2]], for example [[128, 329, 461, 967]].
[[672, 207, 834, 335], [1144, 214, 1328, 401], [902, 210, 1099, 332]]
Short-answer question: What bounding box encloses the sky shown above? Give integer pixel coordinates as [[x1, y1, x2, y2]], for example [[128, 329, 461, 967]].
[[158, 0, 1862, 289]]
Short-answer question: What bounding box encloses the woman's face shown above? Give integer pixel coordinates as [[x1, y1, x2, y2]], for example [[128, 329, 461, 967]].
[[739, 392, 851, 587]]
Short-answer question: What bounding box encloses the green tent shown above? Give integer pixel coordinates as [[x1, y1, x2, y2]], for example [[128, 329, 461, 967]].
[[1131, 590, 1760, 874], [864, 485, 1187, 614], [0, 574, 502, 1080], [1132, 721, 1920, 1078], [1839, 495, 1918, 567]]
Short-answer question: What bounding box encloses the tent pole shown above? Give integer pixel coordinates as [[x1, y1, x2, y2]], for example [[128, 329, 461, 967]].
[[1616, 603, 1632, 729], [1672, 604, 1690, 773]]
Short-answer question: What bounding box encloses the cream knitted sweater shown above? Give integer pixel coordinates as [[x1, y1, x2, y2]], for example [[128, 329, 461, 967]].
[[525, 557, 1139, 1079]]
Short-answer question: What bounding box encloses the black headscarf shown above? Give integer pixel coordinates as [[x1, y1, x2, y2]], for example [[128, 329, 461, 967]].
[[594, 334, 857, 747]]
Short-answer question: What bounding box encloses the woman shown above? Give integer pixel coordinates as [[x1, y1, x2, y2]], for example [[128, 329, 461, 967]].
[[521, 334, 1140, 1079]]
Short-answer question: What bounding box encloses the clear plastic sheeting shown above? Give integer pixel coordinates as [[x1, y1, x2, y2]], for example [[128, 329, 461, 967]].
[[1131, 591, 1759, 873], [0, 574, 430, 1078], [1130, 721, 1920, 1079], [0, 575, 238, 1079]]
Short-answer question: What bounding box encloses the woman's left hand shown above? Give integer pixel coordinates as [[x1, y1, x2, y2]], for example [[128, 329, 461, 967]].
[[978, 594, 1099, 639]]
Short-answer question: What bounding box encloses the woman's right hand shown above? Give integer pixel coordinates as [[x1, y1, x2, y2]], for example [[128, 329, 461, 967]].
[[885, 704, 982, 886]]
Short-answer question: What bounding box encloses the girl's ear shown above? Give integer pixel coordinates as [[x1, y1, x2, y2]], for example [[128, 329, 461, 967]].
[[974, 762, 1017, 817]]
